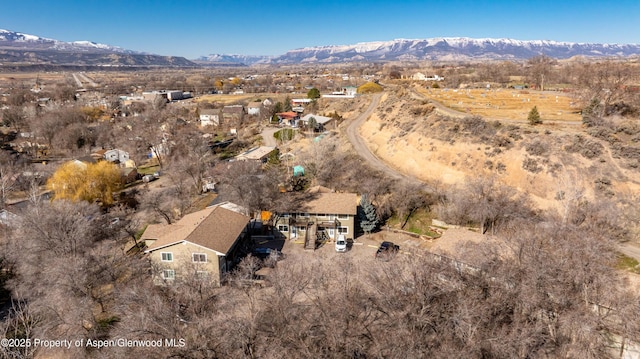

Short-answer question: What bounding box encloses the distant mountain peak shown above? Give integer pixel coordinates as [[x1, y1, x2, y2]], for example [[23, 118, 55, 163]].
[[0, 28, 194, 67], [0, 28, 143, 55]]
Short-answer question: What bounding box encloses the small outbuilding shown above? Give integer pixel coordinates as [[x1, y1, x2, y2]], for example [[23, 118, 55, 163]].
[[293, 165, 305, 177]]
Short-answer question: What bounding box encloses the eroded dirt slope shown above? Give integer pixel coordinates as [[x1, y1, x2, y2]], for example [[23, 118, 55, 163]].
[[356, 90, 640, 211]]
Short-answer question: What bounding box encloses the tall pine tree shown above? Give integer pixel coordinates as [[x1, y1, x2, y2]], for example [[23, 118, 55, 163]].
[[358, 194, 378, 235]]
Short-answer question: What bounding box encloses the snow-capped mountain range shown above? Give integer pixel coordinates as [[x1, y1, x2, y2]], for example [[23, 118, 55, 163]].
[[0, 29, 143, 54], [263, 37, 640, 64], [2, 28, 640, 66], [0, 29, 195, 67], [201, 37, 640, 65]]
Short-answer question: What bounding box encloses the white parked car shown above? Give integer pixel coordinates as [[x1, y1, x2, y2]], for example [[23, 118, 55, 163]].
[[335, 235, 347, 252]]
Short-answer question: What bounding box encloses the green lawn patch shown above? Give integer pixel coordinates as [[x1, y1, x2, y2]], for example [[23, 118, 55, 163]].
[[274, 128, 296, 141], [386, 208, 440, 238], [137, 164, 160, 175], [616, 253, 640, 274]]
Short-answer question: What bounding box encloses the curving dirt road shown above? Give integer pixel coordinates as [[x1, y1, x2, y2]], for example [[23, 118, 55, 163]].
[[261, 126, 279, 147], [346, 93, 426, 187]]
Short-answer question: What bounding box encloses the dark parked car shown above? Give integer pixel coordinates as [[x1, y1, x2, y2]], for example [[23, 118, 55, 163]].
[[375, 241, 399, 260]]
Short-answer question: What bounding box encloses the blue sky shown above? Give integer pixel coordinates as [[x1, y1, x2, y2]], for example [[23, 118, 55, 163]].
[[2, 0, 639, 59]]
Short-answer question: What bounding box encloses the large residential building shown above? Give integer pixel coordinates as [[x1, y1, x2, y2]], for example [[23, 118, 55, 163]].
[[142, 202, 251, 286], [274, 187, 357, 250]]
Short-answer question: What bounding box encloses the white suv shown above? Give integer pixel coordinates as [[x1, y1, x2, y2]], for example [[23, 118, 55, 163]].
[[335, 235, 347, 252]]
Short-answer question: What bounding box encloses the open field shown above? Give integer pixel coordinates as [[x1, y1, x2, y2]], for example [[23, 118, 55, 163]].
[[0, 72, 68, 86], [195, 93, 260, 104], [415, 86, 582, 122]]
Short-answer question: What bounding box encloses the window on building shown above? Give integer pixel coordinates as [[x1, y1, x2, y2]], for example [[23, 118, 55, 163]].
[[161, 252, 173, 262], [278, 225, 289, 232], [329, 214, 336, 220], [192, 253, 207, 263], [162, 269, 175, 280], [281, 213, 290, 218], [338, 214, 349, 220], [300, 213, 309, 218], [338, 226, 348, 234]]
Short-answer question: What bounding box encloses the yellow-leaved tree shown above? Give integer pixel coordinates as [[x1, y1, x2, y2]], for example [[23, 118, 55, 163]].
[[47, 160, 122, 206]]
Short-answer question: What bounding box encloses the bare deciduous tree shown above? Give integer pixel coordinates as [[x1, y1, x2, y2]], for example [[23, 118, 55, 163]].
[[168, 131, 215, 195], [439, 176, 534, 234], [576, 60, 637, 112], [526, 55, 556, 91]]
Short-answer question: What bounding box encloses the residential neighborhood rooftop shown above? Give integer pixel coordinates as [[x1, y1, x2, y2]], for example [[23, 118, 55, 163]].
[[276, 111, 298, 119], [300, 114, 333, 125], [299, 191, 358, 215], [235, 146, 276, 161]]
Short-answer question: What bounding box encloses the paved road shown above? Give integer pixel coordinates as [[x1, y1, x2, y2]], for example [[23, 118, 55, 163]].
[[71, 73, 83, 88], [72, 72, 98, 89], [345, 93, 427, 187], [78, 72, 98, 87]]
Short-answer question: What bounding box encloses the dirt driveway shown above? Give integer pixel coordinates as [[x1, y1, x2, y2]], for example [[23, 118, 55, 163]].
[[345, 93, 427, 188], [281, 230, 432, 261], [261, 126, 279, 147]]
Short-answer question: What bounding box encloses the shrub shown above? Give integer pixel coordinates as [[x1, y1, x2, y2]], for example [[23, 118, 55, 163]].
[[461, 116, 485, 131], [525, 140, 548, 156], [522, 157, 542, 173], [564, 135, 603, 159], [492, 135, 512, 148], [357, 82, 383, 94]]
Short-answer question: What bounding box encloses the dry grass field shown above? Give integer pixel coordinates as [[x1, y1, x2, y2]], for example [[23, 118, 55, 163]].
[[415, 86, 582, 122], [195, 93, 259, 104], [0, 72, 68, 87]]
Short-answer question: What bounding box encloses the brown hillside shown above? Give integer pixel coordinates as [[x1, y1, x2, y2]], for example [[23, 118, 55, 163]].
[[357, 89, 640, 212]]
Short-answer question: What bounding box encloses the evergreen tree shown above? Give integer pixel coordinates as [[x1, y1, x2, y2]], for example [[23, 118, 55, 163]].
[[307, 116, 317, 133], [272, 101, 283, 116], [528, 106, 542, 125], [358, 194, 378, 235], [283, 96, 292, 112]]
